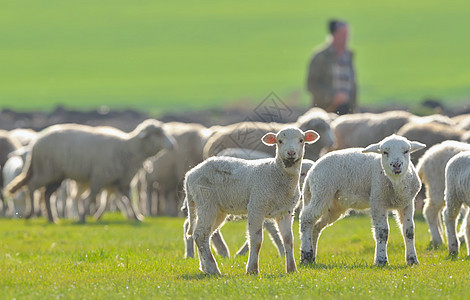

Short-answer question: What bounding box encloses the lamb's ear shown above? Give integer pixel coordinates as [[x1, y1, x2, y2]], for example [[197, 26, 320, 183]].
[[410, 141, 426, 153], [304, 130, 320, 144], [362, 143, 381, 153], [262, 132, 277, 146]]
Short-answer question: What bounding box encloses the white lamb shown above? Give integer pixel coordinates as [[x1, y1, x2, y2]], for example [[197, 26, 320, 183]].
[[444, 151, 470, 256], [300, 134, 425, 266], [6, 120, 175, 223], [416, 141, 470, 247], [185, 127, 319, 275]]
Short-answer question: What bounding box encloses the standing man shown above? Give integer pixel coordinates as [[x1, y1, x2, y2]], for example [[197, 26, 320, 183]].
[[306, 20, 357, 114]]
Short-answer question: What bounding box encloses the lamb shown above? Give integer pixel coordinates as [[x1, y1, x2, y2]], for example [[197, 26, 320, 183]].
[[300, 135, 425, 266], [183, 146, 314, 259], [185, 127, 319, 275], [6, 119, 175, 223], [8, 128, 37, 147], [444, 151, 470, 256], [416, 141, 470, 247], [203, 108, 334, 161]]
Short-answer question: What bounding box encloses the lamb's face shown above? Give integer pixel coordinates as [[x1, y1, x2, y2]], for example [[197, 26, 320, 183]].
[[262, 127, 319, 168], [363, 135, 426, 177], [379, 139, 412, 176]]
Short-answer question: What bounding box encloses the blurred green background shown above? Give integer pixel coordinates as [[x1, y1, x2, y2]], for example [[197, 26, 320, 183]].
[[1, 0, 469, 113]]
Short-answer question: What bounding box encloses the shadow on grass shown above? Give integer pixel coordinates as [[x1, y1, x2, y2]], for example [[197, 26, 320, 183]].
[[299, 261, 412, 271], [26, 218, 151, 228], [180, 273, 222, 280]]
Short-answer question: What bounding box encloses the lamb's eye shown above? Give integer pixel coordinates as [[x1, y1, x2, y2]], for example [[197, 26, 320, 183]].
[[299, 139, 304, 143], [404, 150, 409, 154], [383, 151, 389, 156], [278, 140, 283, 144]]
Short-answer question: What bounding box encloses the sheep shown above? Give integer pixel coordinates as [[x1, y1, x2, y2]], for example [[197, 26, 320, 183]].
[[299, 134, 425, 266], [185, 127, 319, 275], [183, 145, 315, 259], [141, 122, 213, 217], [203, 108, 334, 161], [330, 110, 414, 149], [396, 121, 468, 165], [6, 119, 175, 223], [444, 151, 470, 256], [416, 141, 470, 247]]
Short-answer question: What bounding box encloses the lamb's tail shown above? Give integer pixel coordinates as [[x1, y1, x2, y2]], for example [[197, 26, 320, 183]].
[[6, 153, 33, 195]]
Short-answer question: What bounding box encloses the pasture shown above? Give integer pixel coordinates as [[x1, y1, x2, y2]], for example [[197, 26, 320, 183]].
[[1, 0, 470, 113], [0, 213, 468, 299]]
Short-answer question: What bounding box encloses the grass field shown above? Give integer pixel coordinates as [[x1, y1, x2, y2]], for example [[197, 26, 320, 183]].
[[1, 0, 470, 113], [1, 212, 469, 299]]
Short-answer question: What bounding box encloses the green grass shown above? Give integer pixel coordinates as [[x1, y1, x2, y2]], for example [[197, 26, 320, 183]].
[[1, 212, 469, 299], [1, 0, 470, 113]]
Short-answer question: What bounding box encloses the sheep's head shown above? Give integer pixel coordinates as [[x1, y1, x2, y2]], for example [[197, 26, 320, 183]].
[[362, 134, 425, 177], [262, 127, 319, 169], [135, 119, 177, 157], [297, 117, 335, 153]]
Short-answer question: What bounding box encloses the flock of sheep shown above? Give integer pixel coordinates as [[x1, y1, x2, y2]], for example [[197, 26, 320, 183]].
[[2, 107, 470, 275]]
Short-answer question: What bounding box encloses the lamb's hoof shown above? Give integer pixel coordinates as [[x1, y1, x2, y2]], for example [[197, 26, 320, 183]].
[[134, 214, 145, 222], [406, 256, 419, 265], [246, 269, 259, 275], [375, 259, 388, 267], [300, 250, 315, 265]]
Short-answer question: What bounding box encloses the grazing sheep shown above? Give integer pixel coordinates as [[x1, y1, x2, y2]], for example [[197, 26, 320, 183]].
[[416, 141, 470, 247], [330, 110, 414, 149], [6, 119, 175, 223], [185, 127, 319, 275], [397, 121, 467, 165], [203, 108, 334, 161], [444, 151, 470, 256], [300, 135, 425, 266]]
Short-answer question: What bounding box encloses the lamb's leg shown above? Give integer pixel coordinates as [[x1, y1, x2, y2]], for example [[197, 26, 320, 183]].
[[371, 206, 389, 266], [211, 229, 230, 258], [396, 205, 419, 265], [235, 240, 249, 257], [299, 199, 328, 264], [444, 197, 463, 256], [423, 197, 445, 247], [457, 205, 469, 244], [24, 186, 35, 219], [464, 207, 470, 256], [310, 206, 344, 263], [78, 187, 99, 224], [193, 207, 221, 275], [246, 213, 264, 275], [93, 191, 109, 221], [236, 220, 284, 257], [277, 213, 296, 273], [183, 218, 194, 258], [117, 186, 144, 222], [44, 182, 61, 224], [264, 219, 285, 257]]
